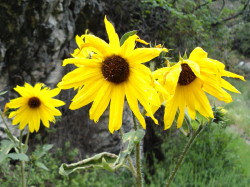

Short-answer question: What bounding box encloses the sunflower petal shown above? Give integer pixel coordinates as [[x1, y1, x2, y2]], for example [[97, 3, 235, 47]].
[[104, 16, 120, 53], [128, 48, 164, 64], [109, 84, 125, 133], [89, 81, 112, 122], [222, 70, 245, 80], [125, 83, 146, 129]]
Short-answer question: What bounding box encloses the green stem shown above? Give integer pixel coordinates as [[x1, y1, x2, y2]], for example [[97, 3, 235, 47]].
[[19, 130, 26, 187], [165, 123, 206, 187], [24, 131, 30, 186], [25, 131, 30, 147], [132, 115, 143, 187], [0, 109, 19, 146], [119, 129, 137, 177]]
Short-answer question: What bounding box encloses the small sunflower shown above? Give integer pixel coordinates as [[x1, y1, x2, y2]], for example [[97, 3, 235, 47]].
[[58, 16, 166, 133], [6, 83, 65, 133], [154, 47, 244, 130]]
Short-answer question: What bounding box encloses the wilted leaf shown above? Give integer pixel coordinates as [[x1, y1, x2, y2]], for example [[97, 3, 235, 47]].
[[59, 152, 119, 176]]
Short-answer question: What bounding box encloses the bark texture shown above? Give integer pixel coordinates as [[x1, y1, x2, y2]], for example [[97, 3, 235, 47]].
[[0, 0, 127, 157]]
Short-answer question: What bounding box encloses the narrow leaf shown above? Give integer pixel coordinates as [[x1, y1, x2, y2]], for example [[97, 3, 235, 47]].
[[120, 30, 138, 45], [32, 144, 53, 160], [35, 161, 49, 171], [0, 90, 7, 96]]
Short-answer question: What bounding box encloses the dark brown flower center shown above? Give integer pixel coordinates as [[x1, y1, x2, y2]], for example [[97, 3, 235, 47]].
[[101, 55, 130, 84], [178, 63, 196, 85], [28, 97, 41, 108]]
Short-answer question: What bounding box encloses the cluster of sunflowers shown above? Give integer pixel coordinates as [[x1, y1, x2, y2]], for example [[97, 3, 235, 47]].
[[6, 17, 244, 134]]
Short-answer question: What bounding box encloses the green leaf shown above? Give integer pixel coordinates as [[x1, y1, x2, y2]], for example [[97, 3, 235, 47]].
[[115, 129, 145, 165], [0, 153, 8, 163], [120, 30, 138, 45], [191, 120, 200, 131], [0, 90, 7, 96], [7, 153, 29, 161], [32, 144, 53, 160], [35, 161, 49, 171], [0, 139, 16, 155], [59, 152, 119, 176]]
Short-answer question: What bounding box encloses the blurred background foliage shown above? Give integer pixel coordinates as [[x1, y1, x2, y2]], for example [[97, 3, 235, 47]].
[[96, 0, 250, 70]]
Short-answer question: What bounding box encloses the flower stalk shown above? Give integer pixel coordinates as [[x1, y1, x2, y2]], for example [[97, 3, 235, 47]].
[[19, 130, 26, 187], [165, 122, 208, 187], [119, 129, 137, 177], [0, 109, 19, 146], [133, 114, 144, 187]]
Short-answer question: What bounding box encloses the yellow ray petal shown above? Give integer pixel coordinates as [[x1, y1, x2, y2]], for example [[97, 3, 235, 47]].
[[177, 107, 185, 128], [19, 118, 28, 130], [7, 98, 27, 108], [221, 79, 241, 93], [184, 84, 196, 119], [75, 35, 84, 48], [12, 108, 28, 125], [120, 34, 137, 58], [174, 86, 186, 128], [164, 64, 181, 95], [89, 81, 112, 122], [14, 85, 32, 97], [222, 70, 245, 81], [154, 80, 170, 101], [44, 87, 60, 97], [48, 98, 65, 107], [70, 79, 104, 110], [128, 48, 164, 64], [164, 96, 178, 130], [185, 59, 200, 77], [84, 35, 112, 57], [10, 106, 28, 122], [42, 103, 62, 116], [62, 58, 101, 67], [201, 75, 233, 103], [104, 16, 120, 53], [192, 80, 214, 118], [128, 81, 158, 124], [39, 106, 51, 128], [33, 109, 41, 132], [58, 67, 102, 89], [108, 84, 125, 133], [189, 47, 208, 61], [153, 67, 171, 80], [125, 83, 146, 129]]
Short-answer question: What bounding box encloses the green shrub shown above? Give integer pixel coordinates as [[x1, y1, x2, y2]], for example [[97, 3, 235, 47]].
[[144, 123, 250, 187], [0, 141, 134, 187]]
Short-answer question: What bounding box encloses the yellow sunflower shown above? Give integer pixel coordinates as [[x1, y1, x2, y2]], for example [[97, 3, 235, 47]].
[[6, 83, 65, 133], [154, 47, 244, 130], [58, 16, 166, 133]]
